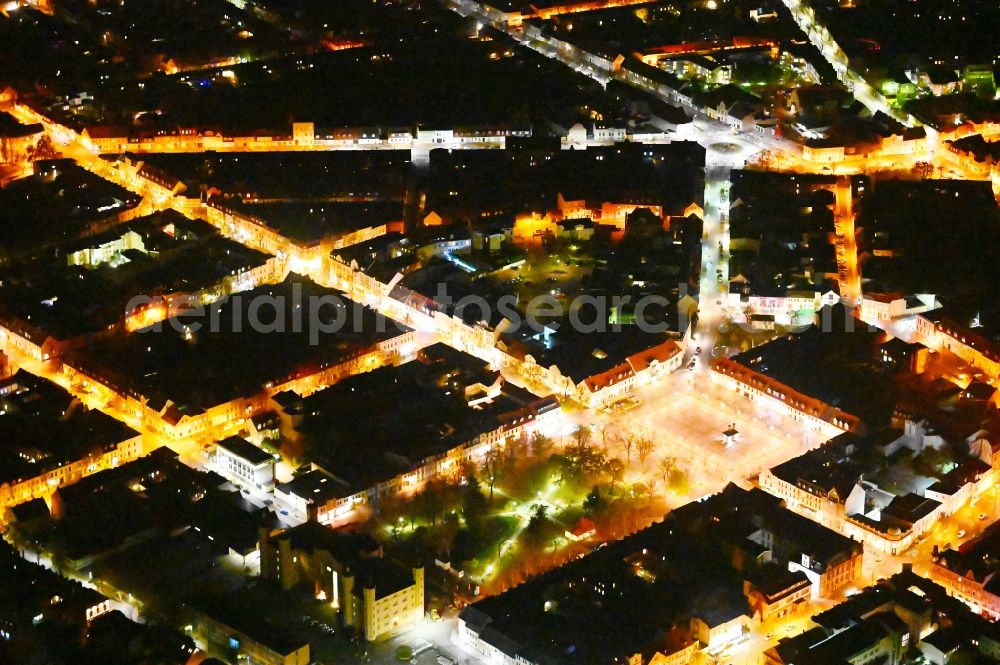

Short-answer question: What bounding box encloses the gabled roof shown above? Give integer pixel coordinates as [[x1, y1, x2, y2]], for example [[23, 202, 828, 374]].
[[83, 125, 129, 139], [627, 339, 683, 373]]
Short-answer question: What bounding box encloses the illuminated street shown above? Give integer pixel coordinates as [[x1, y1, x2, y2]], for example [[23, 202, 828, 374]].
[[0, 0, 998, 663]]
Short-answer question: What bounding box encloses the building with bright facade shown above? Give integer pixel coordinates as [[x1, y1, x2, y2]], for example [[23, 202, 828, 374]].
[[459, 484, 861, 664], [214, 436, 275, 491]]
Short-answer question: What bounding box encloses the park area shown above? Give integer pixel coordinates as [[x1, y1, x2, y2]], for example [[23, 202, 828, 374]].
[[370, 425, 688, 598]]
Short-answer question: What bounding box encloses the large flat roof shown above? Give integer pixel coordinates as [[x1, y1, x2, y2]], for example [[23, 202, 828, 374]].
[[217, 436, 273, 467]]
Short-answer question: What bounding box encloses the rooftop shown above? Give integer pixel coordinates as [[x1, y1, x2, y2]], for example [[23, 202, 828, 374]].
[[293, 344, 555, 490], [460, 484, 852, 664], [502, 326, 680, 385], [276, 468, 355, 504], [184, 584, 310, 656], [68, 276, 403, 415], [0, 212, 269, 339], [727, 305, 895, 428], [0, 160, 140, 258], [217, 436, 274, 467], [351, 557, 418, 600], [0, 541, 106, 625], [0, 370, 139, 486], [277, 521, 380, 563]]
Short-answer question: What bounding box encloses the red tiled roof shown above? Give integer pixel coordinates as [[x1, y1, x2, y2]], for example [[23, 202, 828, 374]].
[[627, 339, 683, 373], [711, 357, 862, 432], [864, 292, 904, 304]]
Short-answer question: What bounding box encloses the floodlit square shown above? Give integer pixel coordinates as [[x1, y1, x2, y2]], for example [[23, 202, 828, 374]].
[[0, 0, 997, 663]]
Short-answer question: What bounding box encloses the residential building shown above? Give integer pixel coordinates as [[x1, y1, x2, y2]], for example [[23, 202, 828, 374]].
[[760, 425, 995, 555], [0, 542, 112, 642], [711, 356, 860, 436], [274, 468, 356, 524], [643, 627, 698, 665], [0, 370, 146, 511], [0, 111, 42, 165], [725, 280, 840, 325], [272, 347, 562, 526], [930, 521, 1000, 619], [915, 311, 1000, 379], [768, 567, 1000, 665], [765, 618, 904, 665], [459, 484, 857, 664], [744, 571, 812, 622]]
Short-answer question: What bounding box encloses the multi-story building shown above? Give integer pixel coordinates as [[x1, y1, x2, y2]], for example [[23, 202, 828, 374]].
[[80, 120, 528, 154], [274, 468, 355, 524], [349, 562, 424, 642], [260, 522, 423, 641], [768, 567, 1000, 665], [725, 282, 840, 326], [765, 617, 905, 665], [711, 356, 860, 436], [859, 292, 939, 325], [760, 426, 994, 555], [642, 627, 698, 665], [189, 598, 310, 665], [0, 370, 146, 511], [460, 484, 859, 664], [66, 228, 146, 269], [744, 572, 812, 623], [215, 436, 275, 491], [0, 112, 42, 165], [741, 494, 864, 599], [0, 542, 113, 643], [271, 346, 563, 526], [915, 311, 1000, 379], [929, 522, 1000, 619]]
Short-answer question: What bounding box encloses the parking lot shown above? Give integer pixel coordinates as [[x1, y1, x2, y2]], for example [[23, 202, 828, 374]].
[[365, 618, 481, 665]]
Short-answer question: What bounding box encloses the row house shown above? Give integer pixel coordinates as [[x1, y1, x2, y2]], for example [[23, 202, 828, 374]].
[[928, 522, 1000, 620], [284, 397, 562, 527], [458, 606, 534, 665], [0, 117, 43, 163], [761, 440, 994, 555], [0, 433, 147, 510], [639, 627, 698, 665], [579, 339, 685, 407], [744, 573, 812, 623], [801, 130, 931, 165], [726, 284, 840, 324], [915, 313, 1000, 379], [711, 357, 860, 435], [82, 120, 526, 154], [928, 562, 1000, 620], [122, 253, 291, 333], [189, 606, 309, 665], [202, 200, 295, 257], [328, 223, 392, 252]]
